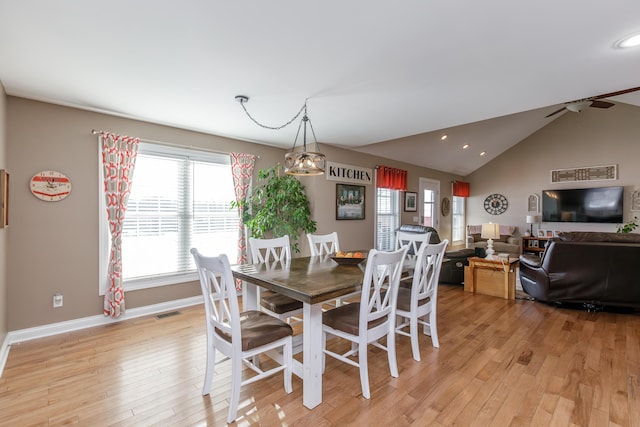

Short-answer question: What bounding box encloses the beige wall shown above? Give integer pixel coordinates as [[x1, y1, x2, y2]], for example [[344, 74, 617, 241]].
[[302, 145, 460, 254], [467, 102, 640, 237], [6, 97, 460, 331], [6, 98, 283, 330], [0, 83, 7, 343]]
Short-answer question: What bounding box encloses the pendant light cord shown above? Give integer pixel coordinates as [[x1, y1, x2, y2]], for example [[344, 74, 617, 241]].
[[236, 96, 308, 130], [291, 106, 319, 152]]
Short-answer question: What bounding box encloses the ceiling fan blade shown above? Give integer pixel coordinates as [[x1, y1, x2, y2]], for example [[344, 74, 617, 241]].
[[590, 100, 614, 109], [545, 107, 566, 118], [592, 86, 640, 100]]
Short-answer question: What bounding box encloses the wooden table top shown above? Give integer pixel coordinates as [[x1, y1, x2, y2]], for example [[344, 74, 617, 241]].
[[468, 256, 519, 265], [231, 256, 365, 305]]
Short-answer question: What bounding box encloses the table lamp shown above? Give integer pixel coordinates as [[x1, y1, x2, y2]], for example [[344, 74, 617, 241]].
[[526, 215, 541, 236], [481, 223, 500, 260]]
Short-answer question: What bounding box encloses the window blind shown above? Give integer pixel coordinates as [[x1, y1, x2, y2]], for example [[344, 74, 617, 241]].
[[375, 187, 399, 251], [120, 145, 238, 283]]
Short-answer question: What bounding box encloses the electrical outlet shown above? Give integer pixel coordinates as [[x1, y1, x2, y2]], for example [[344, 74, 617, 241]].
[[53, 293, 63, 308]]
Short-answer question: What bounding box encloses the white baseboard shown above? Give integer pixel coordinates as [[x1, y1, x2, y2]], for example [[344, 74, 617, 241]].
[[0, 334, 10, 380], [0, 295, 203, 378]]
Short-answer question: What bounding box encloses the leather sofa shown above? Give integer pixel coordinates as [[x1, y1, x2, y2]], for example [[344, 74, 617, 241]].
[[397, 224, 474, 285], [519, 231, 640, 309], [466, 225, 521, 257]]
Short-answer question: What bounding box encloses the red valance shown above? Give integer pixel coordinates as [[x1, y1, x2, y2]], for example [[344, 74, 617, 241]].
[[376, 166, 408, 191], [452, 181, 470, 198]]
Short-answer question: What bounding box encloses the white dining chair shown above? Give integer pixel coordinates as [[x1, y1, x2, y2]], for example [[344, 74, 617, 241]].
[[190, 248, 293, 424], [248, 236, 303, 323], [307, 232, 359, 307], [395, 239, 448, 361], [321, 246, 408, 399], [395, 230, 432, 279], [307, 232, 341, 256]]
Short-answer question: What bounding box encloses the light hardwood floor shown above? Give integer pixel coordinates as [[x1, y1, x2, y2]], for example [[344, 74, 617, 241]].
[[1, 285, 639, 426]]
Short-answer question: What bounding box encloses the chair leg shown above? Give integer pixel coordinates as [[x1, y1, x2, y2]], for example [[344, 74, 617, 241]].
[[227, 355, 243, 424], [202, 343, 215, 395], [283, 339, 293, 394], [429, 310, 440, 348], [410, 314, 421, 362], [358, 342, 371, 399], [387, 330, 399, 378]]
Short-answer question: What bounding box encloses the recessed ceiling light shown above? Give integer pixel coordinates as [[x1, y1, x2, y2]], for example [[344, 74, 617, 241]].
[[615, 32, 640, 48], [440, 134, 448, 141], [462, 144, 469, 149], [480, 151, 486, 156]]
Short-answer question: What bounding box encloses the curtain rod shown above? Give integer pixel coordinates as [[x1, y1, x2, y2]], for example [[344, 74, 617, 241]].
[[90, 129, 260, 158]]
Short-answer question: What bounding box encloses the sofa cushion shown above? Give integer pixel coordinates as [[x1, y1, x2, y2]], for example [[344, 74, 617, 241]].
[[470, 233, 508, 243], [399, 224, 429, 234], [557, 231, 640, 243]]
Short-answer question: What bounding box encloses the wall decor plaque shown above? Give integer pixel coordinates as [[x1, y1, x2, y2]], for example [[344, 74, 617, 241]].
[[550, 164, 617, 183]]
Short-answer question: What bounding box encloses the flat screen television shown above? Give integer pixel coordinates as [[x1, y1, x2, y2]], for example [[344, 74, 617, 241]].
[[542, 186, 623, 223]]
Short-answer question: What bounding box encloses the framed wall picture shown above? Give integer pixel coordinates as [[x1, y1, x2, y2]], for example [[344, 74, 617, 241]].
[[336, 183, 365, 220], [0, 170, 8, 228], [404, 191, 417, 212], [527, 193, 539, 212]]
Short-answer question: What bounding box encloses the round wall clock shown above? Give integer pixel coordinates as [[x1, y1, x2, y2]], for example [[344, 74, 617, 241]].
[[484, 193, 508, 215], [441, 197, 451, 216], [30, 170, 72, 202]]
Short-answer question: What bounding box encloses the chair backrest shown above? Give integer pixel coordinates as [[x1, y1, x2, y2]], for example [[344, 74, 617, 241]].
[[249, 236, 291, 266], [360, 246, 409, 329], [411, 239, 449, 303], [307, 232, 340, 256], [396, 230, 432, 257], [190, 248, 240, 347]]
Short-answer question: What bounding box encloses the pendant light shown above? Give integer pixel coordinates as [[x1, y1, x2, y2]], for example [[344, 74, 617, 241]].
[[235, 95, 326, 176]]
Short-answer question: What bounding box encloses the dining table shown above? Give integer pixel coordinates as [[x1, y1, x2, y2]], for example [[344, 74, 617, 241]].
[[231, 255, 365, 409]]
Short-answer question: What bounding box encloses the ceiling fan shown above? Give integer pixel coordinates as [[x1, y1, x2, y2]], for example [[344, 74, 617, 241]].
[[545, 86, 640, 118]]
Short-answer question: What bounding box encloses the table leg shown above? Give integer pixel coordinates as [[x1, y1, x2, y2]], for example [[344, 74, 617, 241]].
[[242, 282, 258, 311], [303, 302, 323, 409]]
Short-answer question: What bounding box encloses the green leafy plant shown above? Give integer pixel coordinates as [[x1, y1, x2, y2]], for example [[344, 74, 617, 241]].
[[232, 165, 316, 252], [617, 216, 638, 233]]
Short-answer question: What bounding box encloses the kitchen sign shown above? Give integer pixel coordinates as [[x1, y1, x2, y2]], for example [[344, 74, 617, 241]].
[[325, 161, 373, 185]]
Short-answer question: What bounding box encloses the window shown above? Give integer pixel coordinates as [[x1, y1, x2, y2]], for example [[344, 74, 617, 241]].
[[375, 188, 400, 251], [99, 142, 239, 293], [422, 188, 435, 227], [452, 196, 465, 245]]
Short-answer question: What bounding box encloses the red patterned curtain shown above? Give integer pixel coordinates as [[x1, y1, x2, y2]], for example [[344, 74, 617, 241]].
[[376, 166, 408, 191], [230, 153, 256, 288], [101, 132, 140, 318], [452, 181, 470, 197]]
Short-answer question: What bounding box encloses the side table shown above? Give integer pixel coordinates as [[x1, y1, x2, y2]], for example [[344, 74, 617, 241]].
[[463, 256, 519, 300]]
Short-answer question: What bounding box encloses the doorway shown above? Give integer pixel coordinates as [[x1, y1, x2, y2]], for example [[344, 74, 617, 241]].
[[419, 178, 440, 229]]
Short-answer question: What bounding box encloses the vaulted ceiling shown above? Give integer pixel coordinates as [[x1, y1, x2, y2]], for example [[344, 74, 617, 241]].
[[1, 1, 640, 175]]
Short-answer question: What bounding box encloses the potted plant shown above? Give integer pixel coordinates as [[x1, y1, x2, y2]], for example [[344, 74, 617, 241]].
[[617, 216, 638, 233], [233, 165, 316, 252]]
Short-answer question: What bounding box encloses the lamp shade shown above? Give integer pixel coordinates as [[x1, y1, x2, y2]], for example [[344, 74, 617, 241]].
[[526, 215, 541, 224], [284, 151, 326, 176], [481, 223, 500, 240]]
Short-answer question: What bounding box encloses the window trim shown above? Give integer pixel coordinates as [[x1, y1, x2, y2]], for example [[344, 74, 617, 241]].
[[98, 141, 233, 295]]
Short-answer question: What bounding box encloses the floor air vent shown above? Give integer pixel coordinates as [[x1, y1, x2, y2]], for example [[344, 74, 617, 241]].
[[156, 311, 181, 319]]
